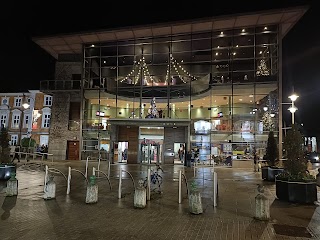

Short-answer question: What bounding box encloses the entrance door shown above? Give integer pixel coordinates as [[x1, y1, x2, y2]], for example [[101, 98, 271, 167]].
[[67, 141, 79, 160], [140, 143, 161, 164], [174, 143, 185, 165]]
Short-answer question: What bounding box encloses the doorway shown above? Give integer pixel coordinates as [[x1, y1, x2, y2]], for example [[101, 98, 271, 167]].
[[140, 142, 161, 164], [67, 141, 79, 160], [174, 143, 185, 165], [114, 142, 128, 163]]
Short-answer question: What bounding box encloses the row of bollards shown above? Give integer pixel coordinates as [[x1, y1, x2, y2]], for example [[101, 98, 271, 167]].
[[8, 164, 270, 220]]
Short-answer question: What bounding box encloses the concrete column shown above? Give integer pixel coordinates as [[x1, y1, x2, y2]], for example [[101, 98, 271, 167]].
[[44, 176, 56, 200], [188, 191, 203, 214], [86, 176, 98, 204], [255, 193, 270, 221], [134, 180, 146, 208], [6, 173, 18, 197]]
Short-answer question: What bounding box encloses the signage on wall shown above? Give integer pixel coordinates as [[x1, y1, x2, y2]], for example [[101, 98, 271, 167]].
[[217, 112, 223, 118], [96, 111, 105, 117]]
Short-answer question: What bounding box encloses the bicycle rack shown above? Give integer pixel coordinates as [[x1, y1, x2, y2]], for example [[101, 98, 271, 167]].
[[118, 169, 136, 199], [92, 167, 112, 191], [67, 167, 88, 195], [44, 165, 68, 192], [178, 170, 189, 204]]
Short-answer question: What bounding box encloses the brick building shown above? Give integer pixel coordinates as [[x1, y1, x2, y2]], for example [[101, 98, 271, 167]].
[[0, 90, 52, 147]]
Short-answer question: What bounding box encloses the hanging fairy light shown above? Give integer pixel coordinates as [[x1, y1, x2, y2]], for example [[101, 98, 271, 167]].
[[119, 53, 197, 85]]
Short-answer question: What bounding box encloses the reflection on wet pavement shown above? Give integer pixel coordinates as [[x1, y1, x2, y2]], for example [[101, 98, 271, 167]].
[[0, 160, 319, 239]]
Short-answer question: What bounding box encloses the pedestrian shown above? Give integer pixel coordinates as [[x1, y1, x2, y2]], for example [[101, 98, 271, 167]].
[[12, 145, 20, 162], [253, 154, 258, 172], [44, 145, 48, 160]]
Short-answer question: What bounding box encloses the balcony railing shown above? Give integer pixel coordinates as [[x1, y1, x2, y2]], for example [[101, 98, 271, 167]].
[[40, 80, 81, 92]]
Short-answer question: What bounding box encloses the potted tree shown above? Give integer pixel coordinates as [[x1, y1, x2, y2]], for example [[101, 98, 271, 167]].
[[275, 124, 317, 204], [261, 131, 284, 181], [0, 127, 16, 180]]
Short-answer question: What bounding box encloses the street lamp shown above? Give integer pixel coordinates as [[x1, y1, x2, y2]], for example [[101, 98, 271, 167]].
[[20, 95, 36, 149], [288, 94, 299, 124]]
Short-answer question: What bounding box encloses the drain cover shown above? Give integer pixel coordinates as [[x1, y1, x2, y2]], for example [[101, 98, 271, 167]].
[[273, 224, 312, 238]]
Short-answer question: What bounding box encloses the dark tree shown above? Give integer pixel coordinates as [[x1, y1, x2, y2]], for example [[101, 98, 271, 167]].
[[283, 124, 306, 176], [265, 131, 278, 166], [0, 127, 10, 163]]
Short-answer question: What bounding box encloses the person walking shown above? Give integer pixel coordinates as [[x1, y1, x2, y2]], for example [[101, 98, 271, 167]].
[[12, 145, 20, 162]]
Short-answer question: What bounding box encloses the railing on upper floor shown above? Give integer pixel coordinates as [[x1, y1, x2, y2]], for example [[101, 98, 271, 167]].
[[40, 80, 81, 92]]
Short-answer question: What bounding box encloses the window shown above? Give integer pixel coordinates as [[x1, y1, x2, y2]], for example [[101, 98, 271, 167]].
[[10, 135, 18, 146], [72, 74, 81, 80], [12, 114, 20, 128], [1, 97, 9, 105], [44, 95, 52, 106], [42, 114, 51, 128], [24, 114, 30, 128], [14, 97, 22, 107], [0, 114, 7, 128]]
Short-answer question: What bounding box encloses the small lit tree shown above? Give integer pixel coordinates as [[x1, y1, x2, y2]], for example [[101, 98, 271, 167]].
[[283, 124, 306, 176], [265, 131, 278, 166], [0, 127, 11, 164]]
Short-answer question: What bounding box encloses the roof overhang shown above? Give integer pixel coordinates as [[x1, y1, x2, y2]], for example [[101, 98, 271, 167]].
[[32, 6, 308, 59]]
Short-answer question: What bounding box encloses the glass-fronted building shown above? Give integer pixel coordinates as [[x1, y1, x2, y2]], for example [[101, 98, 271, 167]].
[[35, 7, 307, 163]]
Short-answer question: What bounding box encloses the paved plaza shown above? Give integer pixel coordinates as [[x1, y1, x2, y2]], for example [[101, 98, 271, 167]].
[[0, 160, 320, 240]]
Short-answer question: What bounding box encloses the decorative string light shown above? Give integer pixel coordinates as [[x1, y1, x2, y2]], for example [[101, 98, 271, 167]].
[[256, 59, 270, 76], [119, 54, 197, 85]]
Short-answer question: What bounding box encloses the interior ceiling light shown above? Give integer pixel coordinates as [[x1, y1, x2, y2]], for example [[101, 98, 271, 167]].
[[242, 29, 245, 32], [220, 31, 223, 35]]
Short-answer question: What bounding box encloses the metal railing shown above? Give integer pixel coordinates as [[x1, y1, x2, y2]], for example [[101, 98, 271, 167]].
[[40, 80, 81, 91]]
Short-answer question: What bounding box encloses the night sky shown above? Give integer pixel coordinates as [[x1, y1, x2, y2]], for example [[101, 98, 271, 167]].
[[0, 1, 319, 136]]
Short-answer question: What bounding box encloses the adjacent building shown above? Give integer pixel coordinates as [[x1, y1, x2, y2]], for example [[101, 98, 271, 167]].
[[0, 91, 52, 147], [33, 7, 307, 163]]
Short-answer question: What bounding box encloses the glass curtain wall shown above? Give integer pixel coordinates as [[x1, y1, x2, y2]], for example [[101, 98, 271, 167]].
[[82, 25, 279, 162]]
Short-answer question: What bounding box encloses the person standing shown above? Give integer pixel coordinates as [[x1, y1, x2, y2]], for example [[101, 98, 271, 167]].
[[253, 154, 258, 172]]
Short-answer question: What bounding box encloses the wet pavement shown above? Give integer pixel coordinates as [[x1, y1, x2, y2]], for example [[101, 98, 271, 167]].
[[0, 160, 320, 240]]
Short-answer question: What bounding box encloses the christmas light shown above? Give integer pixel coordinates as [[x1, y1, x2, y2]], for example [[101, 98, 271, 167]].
[[256, 59, 270, 76]]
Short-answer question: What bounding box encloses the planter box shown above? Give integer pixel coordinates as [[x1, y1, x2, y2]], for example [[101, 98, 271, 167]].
[[262, 167, 284, 182], [276, 179, 317, 204], [0, 164, 16, 180]]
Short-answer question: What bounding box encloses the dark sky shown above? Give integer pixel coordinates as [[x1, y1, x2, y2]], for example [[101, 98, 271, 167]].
[[0, 1, 319, 136]]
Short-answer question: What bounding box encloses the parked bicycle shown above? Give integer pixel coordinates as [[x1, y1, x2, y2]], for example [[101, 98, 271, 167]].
[[143, 163, 163, 193]]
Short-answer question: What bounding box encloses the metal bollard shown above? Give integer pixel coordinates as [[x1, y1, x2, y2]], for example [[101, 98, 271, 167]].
[[147, 168, 151, 201], [213, 171, 217, 207], [118, 168, 122, 199], [85, 157, 89, 179], [67, 167, 71, 195], [44, 165, 48, 192], [178, 170, 182, 204], [108, 161, 111, 178]]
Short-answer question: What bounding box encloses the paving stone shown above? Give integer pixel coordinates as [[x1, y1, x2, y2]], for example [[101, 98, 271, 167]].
[[0, 160, 319, 239]]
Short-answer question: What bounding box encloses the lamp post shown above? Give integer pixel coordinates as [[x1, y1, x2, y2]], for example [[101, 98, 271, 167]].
[[21, 95, 36, 150], [288, 94, 298, 125]]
